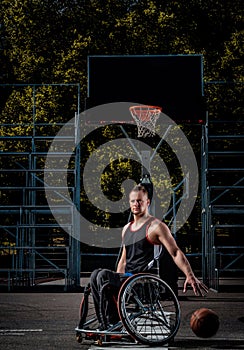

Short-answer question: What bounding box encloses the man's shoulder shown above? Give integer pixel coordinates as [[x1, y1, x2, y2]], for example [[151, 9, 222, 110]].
[[124, 220, 133, 228], [122, 221, 132, 232], [149, 217, 161, 225], [149, 218, 168, 231]]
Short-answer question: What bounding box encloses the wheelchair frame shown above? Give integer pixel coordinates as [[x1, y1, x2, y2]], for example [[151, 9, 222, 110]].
[[75, 273, 181, 346]]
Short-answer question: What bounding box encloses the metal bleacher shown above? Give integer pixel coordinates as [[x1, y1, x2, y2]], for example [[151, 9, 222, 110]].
[[201, 82, 244, 290], [0, 84, 81, 291], [0, 80, 243, 292]]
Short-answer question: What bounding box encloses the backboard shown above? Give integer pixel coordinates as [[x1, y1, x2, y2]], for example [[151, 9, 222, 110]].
[[85, 55, 205, 124]]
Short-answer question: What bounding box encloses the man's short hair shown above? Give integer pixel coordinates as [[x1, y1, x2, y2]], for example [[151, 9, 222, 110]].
[[130, 184, 149, 197]]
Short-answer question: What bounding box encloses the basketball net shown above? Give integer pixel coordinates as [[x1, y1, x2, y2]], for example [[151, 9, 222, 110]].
[[129, 105, 162, 137]]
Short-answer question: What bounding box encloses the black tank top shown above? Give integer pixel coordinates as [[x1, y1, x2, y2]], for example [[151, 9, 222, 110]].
[[123, 217, 162, 274]]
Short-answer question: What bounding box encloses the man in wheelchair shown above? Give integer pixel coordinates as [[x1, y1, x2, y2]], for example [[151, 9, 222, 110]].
[[90, 184, 208, 330]]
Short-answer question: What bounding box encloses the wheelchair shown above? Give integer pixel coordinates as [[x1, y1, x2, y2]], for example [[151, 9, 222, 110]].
[[75, 273, 181, 346]]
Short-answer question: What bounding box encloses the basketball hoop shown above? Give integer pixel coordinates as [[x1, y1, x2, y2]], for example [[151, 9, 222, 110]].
[[129, 105, 162, 137]]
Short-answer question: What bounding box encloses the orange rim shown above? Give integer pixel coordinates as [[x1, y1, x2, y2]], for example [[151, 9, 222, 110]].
[[129, 105, 162, 113]]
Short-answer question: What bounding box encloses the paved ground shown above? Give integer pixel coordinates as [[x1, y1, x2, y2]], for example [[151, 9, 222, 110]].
[[0, 281, 243, 350]]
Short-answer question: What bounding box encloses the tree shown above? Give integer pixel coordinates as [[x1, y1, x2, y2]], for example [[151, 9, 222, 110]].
[[0, 0, 242, 250]]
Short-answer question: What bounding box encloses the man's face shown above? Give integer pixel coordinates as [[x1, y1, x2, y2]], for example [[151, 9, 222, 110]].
[[129, 190, 150, 216]]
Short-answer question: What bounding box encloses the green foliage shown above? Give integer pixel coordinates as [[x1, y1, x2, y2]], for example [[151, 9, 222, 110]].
[[1, 0, 242, 121], [1, 0, 242, 83], [0, 0, 242, 242]]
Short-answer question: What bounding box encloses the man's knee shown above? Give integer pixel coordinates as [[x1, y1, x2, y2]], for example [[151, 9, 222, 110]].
[[90, 268, 112, 286], [91, 268, 120, 291], [97, 269, 121, 290], [90, 268, 102, 286], [96, 269, 113, 286]]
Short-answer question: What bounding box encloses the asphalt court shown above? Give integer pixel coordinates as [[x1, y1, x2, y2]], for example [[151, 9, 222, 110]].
[[0, 286, 243, 350]]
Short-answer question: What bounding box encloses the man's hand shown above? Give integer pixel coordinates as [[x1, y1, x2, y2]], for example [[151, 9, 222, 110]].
[[183, 275, 209, 296]]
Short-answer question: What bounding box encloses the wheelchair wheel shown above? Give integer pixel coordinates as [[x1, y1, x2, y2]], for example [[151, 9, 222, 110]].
[[117, 273, 181, 346]]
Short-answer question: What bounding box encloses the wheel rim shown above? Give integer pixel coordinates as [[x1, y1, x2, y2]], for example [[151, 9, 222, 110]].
[[118, 273, 181, 345]]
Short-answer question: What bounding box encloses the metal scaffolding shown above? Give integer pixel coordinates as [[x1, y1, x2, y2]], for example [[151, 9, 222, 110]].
[[1, 81, 243, 292], [202, 107, 244, 290], [0, 84, 81, 291]]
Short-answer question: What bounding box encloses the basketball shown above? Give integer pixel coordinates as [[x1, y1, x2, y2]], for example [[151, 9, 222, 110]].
[[190, 308, 219, 338]]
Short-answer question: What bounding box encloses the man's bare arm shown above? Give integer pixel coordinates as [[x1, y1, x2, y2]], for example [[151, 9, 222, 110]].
[[116, 245, 126, 273], [152, 221, 208, 296]]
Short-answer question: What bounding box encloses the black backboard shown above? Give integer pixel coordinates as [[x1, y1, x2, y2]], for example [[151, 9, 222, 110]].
[[86, 55, 205, 123]]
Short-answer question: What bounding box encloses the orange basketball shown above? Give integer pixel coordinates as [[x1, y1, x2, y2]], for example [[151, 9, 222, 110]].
[[190, 308, 219, 338]]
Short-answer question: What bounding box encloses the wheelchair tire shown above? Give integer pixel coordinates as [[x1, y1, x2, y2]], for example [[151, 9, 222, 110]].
[[117, 273, 180, 346]]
